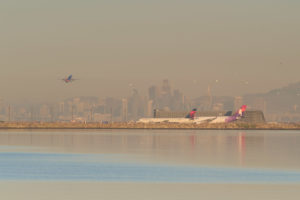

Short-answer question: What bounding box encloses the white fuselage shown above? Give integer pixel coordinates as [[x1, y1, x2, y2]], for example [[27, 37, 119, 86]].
[[137, 116, 228, 124]]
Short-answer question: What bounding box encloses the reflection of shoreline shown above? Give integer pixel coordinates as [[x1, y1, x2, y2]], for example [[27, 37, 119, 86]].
[[0, 122, 300, 130], [0, 130, 278, 169]]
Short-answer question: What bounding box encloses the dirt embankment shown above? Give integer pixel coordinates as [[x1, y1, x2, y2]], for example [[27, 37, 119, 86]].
[[0, 122, 299, 130]]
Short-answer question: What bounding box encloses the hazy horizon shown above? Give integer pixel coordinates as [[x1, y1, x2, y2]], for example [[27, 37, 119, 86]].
[[1, 0, 299, 103]]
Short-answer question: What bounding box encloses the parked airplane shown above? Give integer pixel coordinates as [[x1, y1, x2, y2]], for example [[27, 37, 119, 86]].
[[61, 75, 77, 83], [200, 105, 247, 123], [138, 105, 247, 124]]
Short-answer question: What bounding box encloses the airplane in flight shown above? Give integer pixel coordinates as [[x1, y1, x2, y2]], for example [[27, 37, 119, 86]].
[[138, 105, 247, 124], [61, 75, 78, 83]]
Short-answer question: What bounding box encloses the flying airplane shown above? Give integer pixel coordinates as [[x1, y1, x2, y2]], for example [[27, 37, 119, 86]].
[[61, 75, 77, 83], [138, 105, 247, 124]]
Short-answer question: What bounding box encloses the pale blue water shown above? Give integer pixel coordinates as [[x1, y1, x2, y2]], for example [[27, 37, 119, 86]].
[[1, 130, 300, 183], [1, 152, 300, 183]]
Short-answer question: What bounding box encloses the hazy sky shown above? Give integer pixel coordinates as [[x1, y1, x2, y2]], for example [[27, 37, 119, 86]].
[[1, 0, 299, 103]]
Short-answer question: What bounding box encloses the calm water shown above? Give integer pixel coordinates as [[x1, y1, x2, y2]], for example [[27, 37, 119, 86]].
[[0, 129, 300, 183]]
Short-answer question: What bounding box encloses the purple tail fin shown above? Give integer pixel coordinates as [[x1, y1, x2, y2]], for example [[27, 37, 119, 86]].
[[225, 105, 247, 123]]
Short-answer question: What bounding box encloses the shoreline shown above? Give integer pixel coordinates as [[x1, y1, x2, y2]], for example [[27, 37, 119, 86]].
[[0, 122, 300, 130]]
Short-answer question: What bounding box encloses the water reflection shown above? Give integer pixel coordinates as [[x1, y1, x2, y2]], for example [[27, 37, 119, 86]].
[[0, 130, 299, 169]]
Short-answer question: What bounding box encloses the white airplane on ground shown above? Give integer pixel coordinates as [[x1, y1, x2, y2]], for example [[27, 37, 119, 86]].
[[138, 105, 247, 124]]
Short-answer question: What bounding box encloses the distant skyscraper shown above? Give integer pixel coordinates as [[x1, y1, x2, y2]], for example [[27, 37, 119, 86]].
[[172, 89, 184, 110], [147, 100, 153, 117], [160, 79, 172, 109], [122, 98, 128, 122], [148, 85, 159, 106], [161, 79, 171, 95]]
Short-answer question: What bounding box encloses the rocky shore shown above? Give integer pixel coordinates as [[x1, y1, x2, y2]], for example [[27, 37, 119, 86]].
[[0, 122, 300, 130]]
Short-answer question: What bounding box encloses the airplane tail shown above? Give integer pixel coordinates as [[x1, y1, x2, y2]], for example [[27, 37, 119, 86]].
[[186, 108, 197, 119], [237, 105, 247, 117], [232, 105, 246, 117], [225, 105, 247, 123]]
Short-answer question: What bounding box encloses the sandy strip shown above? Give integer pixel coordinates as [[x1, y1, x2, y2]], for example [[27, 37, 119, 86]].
[[1, 182, 300, 200]]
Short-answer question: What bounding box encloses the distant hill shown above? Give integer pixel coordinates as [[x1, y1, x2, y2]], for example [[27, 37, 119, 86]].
[[244, 81, 300, 121]]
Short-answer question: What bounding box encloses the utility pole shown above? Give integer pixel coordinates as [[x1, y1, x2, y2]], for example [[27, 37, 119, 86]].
[[8, 105, 11, 121]]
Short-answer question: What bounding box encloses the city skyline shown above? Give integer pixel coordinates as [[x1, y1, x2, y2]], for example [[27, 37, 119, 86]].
[[0, 78, 299, 103], [0, 79, 299, 122]]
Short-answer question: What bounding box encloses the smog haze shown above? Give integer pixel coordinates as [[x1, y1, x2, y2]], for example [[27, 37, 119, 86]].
[[1, 0, 300, 103]]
